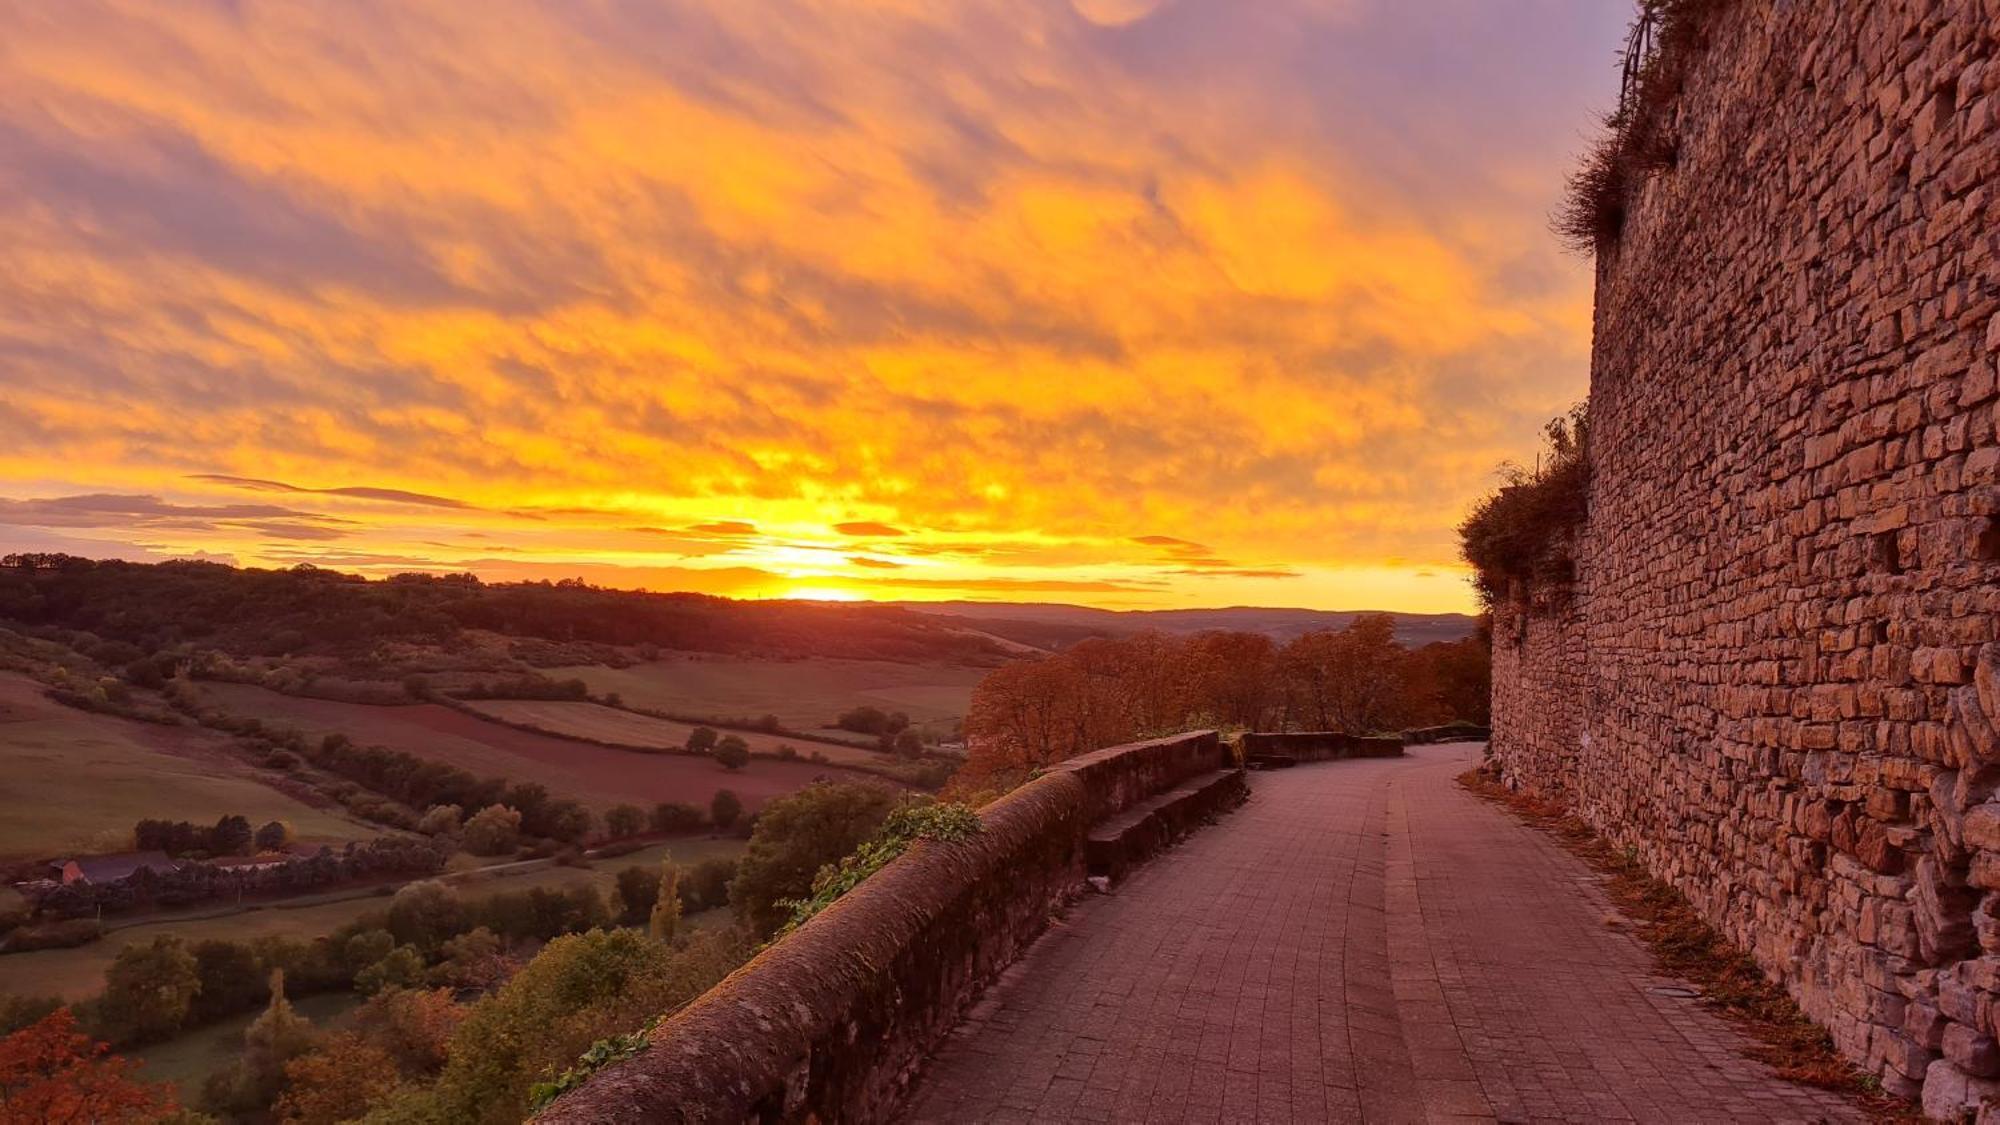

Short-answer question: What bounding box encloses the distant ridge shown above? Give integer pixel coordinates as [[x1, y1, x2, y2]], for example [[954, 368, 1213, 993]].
[[891, 600, 1481, 651]]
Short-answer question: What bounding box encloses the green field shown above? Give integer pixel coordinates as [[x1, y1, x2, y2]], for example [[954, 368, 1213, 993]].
[[553, 657, 986, 737], [461, 699, 894, 769], [0, 674, 375, 861], [0, 837, 745, 1001]]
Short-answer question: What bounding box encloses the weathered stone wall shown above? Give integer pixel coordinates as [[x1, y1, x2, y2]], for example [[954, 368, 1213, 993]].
[[1491, 1, 2000, 1112], [534, 731, 1231, 1124]]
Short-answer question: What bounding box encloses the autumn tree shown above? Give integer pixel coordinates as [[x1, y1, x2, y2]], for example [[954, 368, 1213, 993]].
[[96, 936, 199, 1044], [0, 1008, 174, 1123], [273, 1032, 399, 1125], [353, 987, 464, 1076]]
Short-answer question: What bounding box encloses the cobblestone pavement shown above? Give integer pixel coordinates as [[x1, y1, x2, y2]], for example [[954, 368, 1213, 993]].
[[901, 743, 1863, 1124]]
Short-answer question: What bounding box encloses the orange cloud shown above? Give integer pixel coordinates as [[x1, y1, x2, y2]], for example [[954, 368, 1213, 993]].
[[0, 0, 1625, 613]]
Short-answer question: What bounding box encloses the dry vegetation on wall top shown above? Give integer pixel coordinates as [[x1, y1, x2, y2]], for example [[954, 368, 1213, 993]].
[[1555, 0, 1732, 253], [1457, 404, 1590, 606]]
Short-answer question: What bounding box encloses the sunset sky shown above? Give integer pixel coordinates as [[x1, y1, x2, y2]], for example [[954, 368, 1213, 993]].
[[0, 0, 1627, 613]]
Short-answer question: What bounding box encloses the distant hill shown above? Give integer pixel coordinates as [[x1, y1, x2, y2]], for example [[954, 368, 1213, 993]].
[[890, 601, 1481, 651]]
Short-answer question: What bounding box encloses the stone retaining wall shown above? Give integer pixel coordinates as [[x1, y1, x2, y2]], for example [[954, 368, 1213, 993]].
[[1490, 1, 2000, 1113], [534, 731, 1229, 1123], [1239, 730, 1404, 763]]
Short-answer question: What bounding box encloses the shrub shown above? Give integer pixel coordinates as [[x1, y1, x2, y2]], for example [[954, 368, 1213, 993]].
[[685, 726, 718, 754], [1554, 0, 1725, 252], [728, 782, 900, 937], [713, 736, 750, 772], [709, 789, 743, 832], [418, 804, 464, 836], [461, 805, 523, 857], [678, 857, 737, 914], [0, 993, 61, 1036], [603, 804, 646, 840], [96, 936, 200, 1044], [3, 918, 101, 952], [648, 802, 704, 834], [355, 946, 428, 995], [776, 802, 981, 937], [1458, 403, 1590, 606]]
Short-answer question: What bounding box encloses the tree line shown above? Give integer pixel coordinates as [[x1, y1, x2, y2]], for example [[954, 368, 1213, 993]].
[[961, 615, 1490, 778], [0, 555, 1007, 664]]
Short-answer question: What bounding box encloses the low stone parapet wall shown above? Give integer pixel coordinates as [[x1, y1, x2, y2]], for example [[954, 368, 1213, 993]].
[[1403, 724, 1491, 745], [534, 730, 1230, 1124], [1239, 730, 1405, 764]]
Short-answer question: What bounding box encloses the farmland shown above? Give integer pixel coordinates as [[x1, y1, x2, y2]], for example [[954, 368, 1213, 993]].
[[0, 836, 746, 1001], [0, 674, 373, 861], [461, 699, 892, 770], [552, 656, 987, 737], [192, 682, 906, 814]]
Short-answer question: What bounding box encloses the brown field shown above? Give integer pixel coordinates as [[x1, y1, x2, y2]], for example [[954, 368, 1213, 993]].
[[552, 656, 986, 737], [194, 682, 907, 814], [0, 837, 745, 1002], [461, 699, 894, 769], [0, 674, 374, 861]]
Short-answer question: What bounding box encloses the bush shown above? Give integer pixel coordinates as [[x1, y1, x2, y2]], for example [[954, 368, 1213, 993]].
[[728, 782, 900, 937], [648, 802, 704, 834], [462, 805, 523, 856], [0, 993, 61, 1035], [3, 918, 102, 951], [1458, 404, 1590, 606], [614, 865, 659, 925], [709, 789, 743, 832], [677, 857, 737, 914], [713, 736, 750, 772], [603, 804, 646, 840], [418, 803, 464, 836], [685, 726, 718, 754], [776, 802, 981, 937], [355, 946, 428, 995]]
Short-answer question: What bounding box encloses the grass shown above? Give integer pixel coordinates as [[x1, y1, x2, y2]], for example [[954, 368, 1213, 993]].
[[552, 656, 984, 739], [1457, 768, 1918, 1121], [0, 673, 374, 861], [0, 837, 747, 1001]]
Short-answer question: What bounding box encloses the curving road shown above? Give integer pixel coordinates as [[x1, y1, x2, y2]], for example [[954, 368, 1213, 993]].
[[902, 743, 1861, 1124]]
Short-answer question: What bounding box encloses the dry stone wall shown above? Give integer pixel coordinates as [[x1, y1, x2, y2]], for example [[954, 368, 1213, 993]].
[[1491, 1, 2000, 1114]]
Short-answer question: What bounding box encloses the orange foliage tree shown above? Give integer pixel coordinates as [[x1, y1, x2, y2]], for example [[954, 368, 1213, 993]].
[[0, 1008, 174, 1123], [962, 616, 1490, 782]]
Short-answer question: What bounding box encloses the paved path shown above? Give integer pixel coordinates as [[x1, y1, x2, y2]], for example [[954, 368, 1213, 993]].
[[902, 743, 1861, 1124]]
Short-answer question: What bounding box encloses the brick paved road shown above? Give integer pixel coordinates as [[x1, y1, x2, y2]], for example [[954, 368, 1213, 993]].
[[902, 743, 1862, 1124]]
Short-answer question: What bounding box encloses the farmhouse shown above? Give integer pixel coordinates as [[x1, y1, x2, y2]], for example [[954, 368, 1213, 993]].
[[49, 850, 180, 886]]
